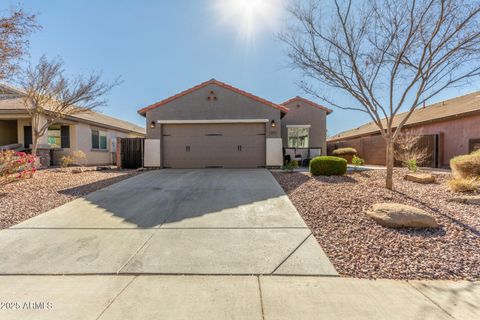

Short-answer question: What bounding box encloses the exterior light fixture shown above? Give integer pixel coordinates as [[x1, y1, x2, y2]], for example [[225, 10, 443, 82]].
[[271, 120, 276, 128], [150, 121, 156, 129]]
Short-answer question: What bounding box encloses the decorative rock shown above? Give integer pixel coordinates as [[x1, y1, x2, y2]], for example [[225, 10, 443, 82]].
[[71, 168, 84, 174], [404, 173, 436, 184], [366, 203, 439, 229], [449, 196, 480, 205]]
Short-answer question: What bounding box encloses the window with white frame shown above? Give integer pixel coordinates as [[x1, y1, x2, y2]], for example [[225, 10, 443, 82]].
[[287, 126, 310, 148], [91, 129, 108, 150]]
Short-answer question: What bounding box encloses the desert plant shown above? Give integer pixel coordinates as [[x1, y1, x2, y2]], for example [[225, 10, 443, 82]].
[[406, 159, 418, 173], [450, 150, 480, 178], [310, 156, 347, 176], [447, 177, 480, 193], [71, 150, 87, 166], [395, 129, 430, 170], [282, 160, 299, 173], [0, 150, 36, 186], [59, 155, 75, 168], [351, 155, 364, 170], [332, 148, 357, 156], [332, 147, 357, 164]]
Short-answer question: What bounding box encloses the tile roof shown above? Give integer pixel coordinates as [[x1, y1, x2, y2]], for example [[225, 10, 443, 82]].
[[281, 96, 333, 114], [0, 96, 145, 135], [137, 79, 290, 116], [328, 91, 480, 142]]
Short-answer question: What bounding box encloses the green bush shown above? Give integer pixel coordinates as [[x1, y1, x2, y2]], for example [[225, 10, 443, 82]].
[[282, 160, 299, 173], [352, 155, 364, 167], [309, 156, 347, 176], [332, 147, 357, 156]]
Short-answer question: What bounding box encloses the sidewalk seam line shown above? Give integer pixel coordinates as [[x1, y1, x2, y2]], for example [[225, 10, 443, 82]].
[[95, 275, 137, 320], [270, 233, 312, 274], [407, 282, 456, 319], [257, 276, 266, 320]]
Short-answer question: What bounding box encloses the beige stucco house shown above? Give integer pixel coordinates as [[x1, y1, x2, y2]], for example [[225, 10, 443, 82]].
[[0, 84, 145, 166], [139, 79, 332, 168]]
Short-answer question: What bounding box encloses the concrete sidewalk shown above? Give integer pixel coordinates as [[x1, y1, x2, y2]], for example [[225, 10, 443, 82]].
[[0, 275, 477, 320]]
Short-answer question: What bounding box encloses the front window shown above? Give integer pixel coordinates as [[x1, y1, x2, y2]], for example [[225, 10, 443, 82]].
[[288, 127, 310, 148], [47, 126, 61, 148], [92, 130, 108, 150]]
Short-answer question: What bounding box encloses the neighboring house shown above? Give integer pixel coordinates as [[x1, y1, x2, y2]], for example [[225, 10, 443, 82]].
[[138, 79, 332, 168], [328, 92, 480, 167], [0, 84, 145, 166]]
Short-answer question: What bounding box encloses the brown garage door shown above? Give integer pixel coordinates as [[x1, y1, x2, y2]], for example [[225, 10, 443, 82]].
[[162, 123, 266, 168]]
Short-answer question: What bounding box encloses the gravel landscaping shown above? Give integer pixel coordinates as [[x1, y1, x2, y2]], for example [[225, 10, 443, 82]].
[[0, 168, 138, 229], [272, 169, 480, 280]]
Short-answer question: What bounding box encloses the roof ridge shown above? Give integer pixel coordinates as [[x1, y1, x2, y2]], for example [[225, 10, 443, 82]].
[[281, 96, 333, 114], [137, 79, 289, 115]]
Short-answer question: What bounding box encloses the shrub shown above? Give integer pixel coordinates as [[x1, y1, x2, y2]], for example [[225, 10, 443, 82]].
[[60, 155, 75, 168], [71, 150, 87, 166], [352, 155, 364, 167], [332, 147, 357, 156], [406, 159, 418, 173], [447, 177, 480, 193], [450, 150, 480, 178], [0, 150, 36, 186], [282, 160, 299, 173], [309, 156, 347, 176]]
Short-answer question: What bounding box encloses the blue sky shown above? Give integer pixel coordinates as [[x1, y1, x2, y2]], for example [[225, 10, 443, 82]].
[[7, 0, 480, 135]]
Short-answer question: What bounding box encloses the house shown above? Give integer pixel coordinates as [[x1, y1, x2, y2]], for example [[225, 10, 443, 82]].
[[138, 79, 332, 168], [328, 92, 480, 167], [0, 84, 145, 166]]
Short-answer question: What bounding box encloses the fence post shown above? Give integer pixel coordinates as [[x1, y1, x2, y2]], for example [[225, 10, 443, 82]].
[[116, 137, 122, 169]]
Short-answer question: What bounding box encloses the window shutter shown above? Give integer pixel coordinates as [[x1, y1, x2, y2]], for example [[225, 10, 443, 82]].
[[61, 126, 70, 148]]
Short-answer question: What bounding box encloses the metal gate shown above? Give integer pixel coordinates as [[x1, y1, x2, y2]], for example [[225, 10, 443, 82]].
[[121, 138, 144, 169]]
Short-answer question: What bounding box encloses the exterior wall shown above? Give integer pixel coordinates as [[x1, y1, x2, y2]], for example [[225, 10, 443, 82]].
[[145, 84, 281, 139], [328, 113, 480, 167], [144, 83, 282, 167], [281, 100, 328, 155], [0, 120, 18, 145]]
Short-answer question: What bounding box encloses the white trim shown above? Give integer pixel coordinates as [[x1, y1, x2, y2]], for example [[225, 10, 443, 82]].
[[286, 124, 311, 128], [157, 119, 269, 124]]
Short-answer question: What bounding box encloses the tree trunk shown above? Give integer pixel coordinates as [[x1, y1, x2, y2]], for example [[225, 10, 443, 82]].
[[385, 138, 395, 190], [31, 132, 38, 160]]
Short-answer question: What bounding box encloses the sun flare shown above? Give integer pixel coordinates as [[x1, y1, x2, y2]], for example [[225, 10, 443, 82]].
[[213, 0, 284, 43]]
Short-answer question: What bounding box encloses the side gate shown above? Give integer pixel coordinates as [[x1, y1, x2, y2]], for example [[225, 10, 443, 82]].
[[120, 138, 144, 169]]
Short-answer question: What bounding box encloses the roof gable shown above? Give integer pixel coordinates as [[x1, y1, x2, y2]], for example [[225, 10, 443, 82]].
[[137, 79, 289, 116], [282, 96, 333, 114]]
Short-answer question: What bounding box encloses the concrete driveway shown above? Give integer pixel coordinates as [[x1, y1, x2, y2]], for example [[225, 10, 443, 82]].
[[0, 169, 337, 275]]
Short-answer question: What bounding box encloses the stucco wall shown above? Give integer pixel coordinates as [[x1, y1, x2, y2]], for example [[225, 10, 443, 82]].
[[328, 113, 480, 167], [281, 100, 328, 155], [145, 84, 282, 139]]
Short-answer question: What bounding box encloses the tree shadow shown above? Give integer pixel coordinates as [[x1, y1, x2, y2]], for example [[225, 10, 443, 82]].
[[54, 169, 291, 228], [392, 189, 480, 237]]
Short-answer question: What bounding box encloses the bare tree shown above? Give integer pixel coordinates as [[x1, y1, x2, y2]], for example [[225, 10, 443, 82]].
[[21, 56, 120, 157], [280, 0, 480, 189], [394, 129, 430, 171], [0, 6, 39, 81]]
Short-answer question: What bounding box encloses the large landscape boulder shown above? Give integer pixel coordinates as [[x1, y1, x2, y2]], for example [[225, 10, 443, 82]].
[[404, 173, 436, 184], [366, 203, 439, 229]]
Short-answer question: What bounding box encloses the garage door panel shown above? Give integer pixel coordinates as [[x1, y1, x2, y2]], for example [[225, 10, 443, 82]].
[[162, 123, 266, 168]]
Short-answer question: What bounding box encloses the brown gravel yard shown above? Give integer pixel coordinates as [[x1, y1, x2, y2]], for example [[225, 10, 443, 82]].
[[0, 168, 138, 229], [272, 169, 480, 280]]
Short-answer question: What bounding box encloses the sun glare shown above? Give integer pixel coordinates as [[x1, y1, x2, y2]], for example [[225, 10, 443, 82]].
[[212, 0, 284, 44]]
